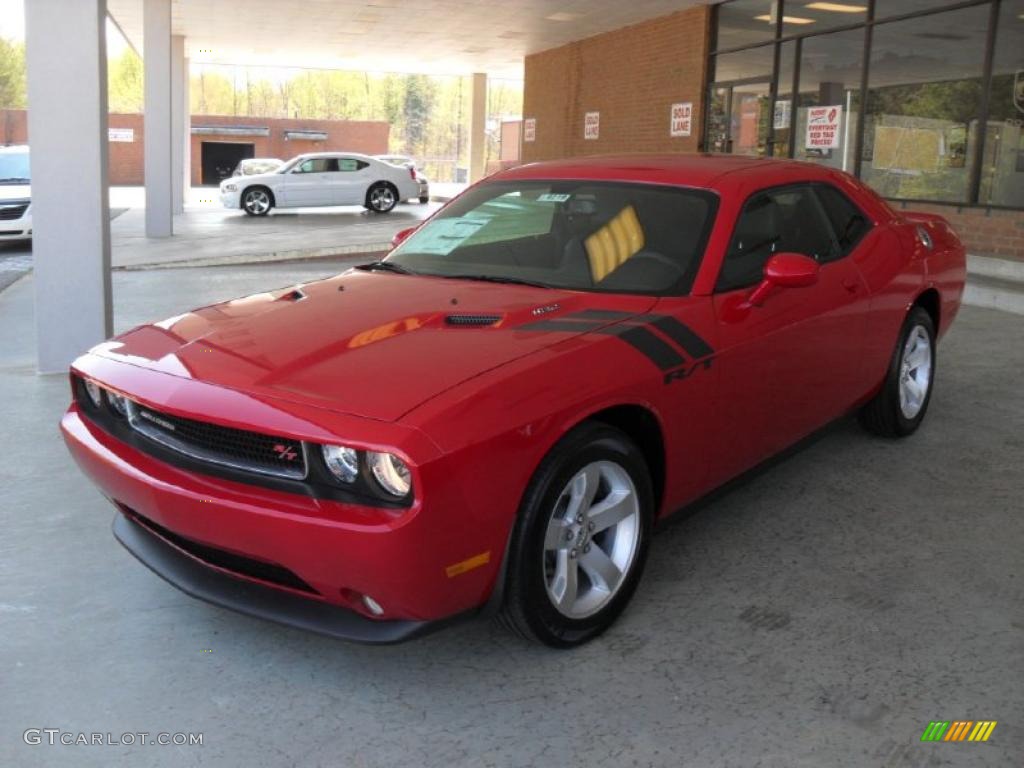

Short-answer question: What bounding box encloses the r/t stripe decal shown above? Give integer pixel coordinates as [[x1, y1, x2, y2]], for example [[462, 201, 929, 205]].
[[598, 325, 685, 371], [520, 309, 715, 378], [648, 316, 714, 360]]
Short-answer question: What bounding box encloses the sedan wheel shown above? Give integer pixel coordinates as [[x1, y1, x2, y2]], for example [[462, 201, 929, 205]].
[[498, 422, 653, 647], [366, 183, 397, 213], [242, 188, 272, 216]]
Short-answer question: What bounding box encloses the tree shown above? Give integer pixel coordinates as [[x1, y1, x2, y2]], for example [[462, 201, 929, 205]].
[[107, 49, 143, 113], [0, 37, 26, 109]]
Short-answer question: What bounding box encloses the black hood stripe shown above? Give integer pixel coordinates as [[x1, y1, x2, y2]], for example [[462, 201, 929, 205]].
[[647, 316, 715, 360], [598, 325, 686, 371]]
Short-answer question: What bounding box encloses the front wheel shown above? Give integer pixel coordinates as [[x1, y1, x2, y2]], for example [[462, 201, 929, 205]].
[[419, 196, 429, 204], [241, 187, 272, 216], [365, 183, 398, 213], [859, 305, 936, 437], [498, 422, 653, 647]]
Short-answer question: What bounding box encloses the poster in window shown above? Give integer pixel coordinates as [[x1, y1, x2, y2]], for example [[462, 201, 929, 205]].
[[524, 118, 536, 143], [584, 111, 600, 141], [773, 100, 791, 130], [805, 105, 842, 150]]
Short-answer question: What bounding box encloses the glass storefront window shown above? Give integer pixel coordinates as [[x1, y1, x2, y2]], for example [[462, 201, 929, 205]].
[[860, 6, 989, 203], [716, 0, 780, 51], [979, 0, 1024, 207], [793, 28, 865, 170], [708, 47, 775, 156], [772, 40, 797, 156]]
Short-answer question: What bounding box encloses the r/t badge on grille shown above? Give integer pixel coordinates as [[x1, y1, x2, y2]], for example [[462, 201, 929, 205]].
[[272, 444, 299, 461]]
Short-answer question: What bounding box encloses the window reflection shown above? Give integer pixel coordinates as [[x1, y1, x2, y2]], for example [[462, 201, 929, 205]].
[[861, 6, 989, 203]]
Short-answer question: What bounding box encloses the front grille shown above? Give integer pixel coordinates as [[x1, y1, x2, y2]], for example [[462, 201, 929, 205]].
[[0, 201, 29, 220], [127, 402, 308, 480], [125, 508, 318, 594]]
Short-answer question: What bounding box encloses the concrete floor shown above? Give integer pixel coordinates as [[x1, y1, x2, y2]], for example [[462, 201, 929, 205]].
[[1, 262, 1021, 768]]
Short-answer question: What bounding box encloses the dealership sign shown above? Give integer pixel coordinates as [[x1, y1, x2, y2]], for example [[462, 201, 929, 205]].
[[670, 102, 692, 137], [584, 111, 600, 141], [108, 128, 134, 143], [524, 118, 536, 142], [806, 105, 842, 150]]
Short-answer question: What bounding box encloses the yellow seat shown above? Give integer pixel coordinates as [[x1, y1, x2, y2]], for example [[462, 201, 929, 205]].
[[584, 205, 645, 283]]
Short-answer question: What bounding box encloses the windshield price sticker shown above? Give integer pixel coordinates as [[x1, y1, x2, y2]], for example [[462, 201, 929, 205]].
[[406, 217, 487, 255], [537, 193, 572, 203]]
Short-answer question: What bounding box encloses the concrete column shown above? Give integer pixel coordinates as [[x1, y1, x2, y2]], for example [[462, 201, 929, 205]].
[[468, 73, 488, 183], [171, 36, 189, 214], [144, 0, 173, 236], [25, 0, 112, 373]]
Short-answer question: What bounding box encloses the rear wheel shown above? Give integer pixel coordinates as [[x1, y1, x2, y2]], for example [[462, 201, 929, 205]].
[[241, 187, 272, 216], [498, 422, 653, 647], [365, 182, 398, 213], [419, 195, 429, 204], [859, 306, 936, 437]]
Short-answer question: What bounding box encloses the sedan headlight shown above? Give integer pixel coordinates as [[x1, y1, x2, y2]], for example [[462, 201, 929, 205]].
[[367, 451, 411, 497], [322, 444, 359, 484]]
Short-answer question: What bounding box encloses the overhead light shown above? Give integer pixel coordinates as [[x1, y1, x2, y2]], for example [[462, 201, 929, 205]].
[[755, 14, 816, 24], [805, 2, 867, 12], [546, 12, 583, 22]]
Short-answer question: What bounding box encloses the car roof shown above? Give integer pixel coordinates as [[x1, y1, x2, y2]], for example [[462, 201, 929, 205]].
[[295, 151, 373, 160], [495, 154, 843, 192]]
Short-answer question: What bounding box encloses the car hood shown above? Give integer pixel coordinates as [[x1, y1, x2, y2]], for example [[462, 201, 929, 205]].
[[223, 173, 278, 187], [0, 184, 30, 201], [92, 269, 655, 422]]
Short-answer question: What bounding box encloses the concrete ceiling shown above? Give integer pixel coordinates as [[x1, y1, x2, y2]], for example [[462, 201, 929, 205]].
[[107, 0, 715, 78]]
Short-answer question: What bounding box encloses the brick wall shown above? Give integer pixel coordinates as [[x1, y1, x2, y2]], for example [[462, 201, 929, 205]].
[[890, 201, 1024, 262], [1, 109, 389, 186], [522, 6, 710, 163]]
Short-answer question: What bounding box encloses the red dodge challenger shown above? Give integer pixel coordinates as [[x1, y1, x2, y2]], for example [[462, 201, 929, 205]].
[[62, 156, 965, 647]]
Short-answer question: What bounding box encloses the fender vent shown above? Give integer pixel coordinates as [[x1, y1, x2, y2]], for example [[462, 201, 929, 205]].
[[444, 314, 501, 327]]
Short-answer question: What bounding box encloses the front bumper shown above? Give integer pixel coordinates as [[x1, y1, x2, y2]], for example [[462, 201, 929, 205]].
[[0, 208, 31, 239], [218, 187, 241, 209], [61, 389, 504, 637], [112, 510, 450, 643]]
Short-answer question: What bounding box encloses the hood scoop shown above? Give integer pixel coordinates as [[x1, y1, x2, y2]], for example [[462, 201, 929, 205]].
[[444, 313, 502, 327]]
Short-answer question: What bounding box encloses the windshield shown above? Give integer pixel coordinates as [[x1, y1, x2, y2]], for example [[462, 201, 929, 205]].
[[387, 180, 717, 295], [0, 151, 30, 183], [241, 160, 281, 175]]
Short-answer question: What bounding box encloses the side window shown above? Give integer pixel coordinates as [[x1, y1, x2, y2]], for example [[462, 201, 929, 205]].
[[295, 158, 336, 173], [716, 185, 838, 293], [814, 184, 872, 257], [338, 158, 369, 172]]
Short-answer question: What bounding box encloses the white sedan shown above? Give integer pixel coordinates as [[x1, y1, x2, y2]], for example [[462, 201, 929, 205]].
[[219, 152, 421, 216]]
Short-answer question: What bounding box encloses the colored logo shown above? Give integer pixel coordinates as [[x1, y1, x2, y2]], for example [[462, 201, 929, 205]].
[[920, 721, 997, 742]]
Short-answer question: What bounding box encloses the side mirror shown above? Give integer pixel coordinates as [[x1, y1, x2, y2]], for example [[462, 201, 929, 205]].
[[391, 227, 416, 249], [746, 252, 819, 307]]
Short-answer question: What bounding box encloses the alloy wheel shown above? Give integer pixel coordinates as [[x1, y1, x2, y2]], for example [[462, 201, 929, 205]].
[[542, 460, 641, 619], [369, 186, 396, 211], [244, 189, 270, 215], [898, 324, 932, 419]]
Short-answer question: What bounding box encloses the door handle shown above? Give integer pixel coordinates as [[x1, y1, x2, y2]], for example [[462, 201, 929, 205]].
[[841, 278, 859, 293]]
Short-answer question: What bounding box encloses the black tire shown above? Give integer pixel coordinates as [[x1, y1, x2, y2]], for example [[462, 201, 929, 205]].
[[498, 422, 654, 648], [419, 196, 429, 204], [858, 305, 936, 437], [241, 186, 273, 217], [365, 182, 398, 213]]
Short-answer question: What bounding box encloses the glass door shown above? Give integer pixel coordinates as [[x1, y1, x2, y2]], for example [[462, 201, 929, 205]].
[[706, 78, 773, 156]]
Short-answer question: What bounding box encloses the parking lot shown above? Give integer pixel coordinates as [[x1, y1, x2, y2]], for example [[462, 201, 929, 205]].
[[1, 261, 1020, 768]]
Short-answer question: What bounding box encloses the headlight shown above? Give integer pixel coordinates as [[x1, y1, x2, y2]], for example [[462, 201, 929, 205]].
[[108, 392, 130, 417], [322, 444, 359, 484], [367, 451, 411, 497], [84, 380, 102, 407], [223, 183, 237, 192]]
